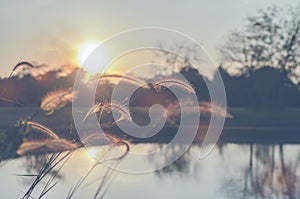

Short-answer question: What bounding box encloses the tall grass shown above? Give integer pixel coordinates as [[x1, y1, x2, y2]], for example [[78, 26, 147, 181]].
[[1, 63, 233, 198], [13, 74, 131, 198]]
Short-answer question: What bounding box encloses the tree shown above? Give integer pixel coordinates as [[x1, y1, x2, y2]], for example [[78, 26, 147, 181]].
[[219, 5, 300, 109], [220, 5, 300, 79]]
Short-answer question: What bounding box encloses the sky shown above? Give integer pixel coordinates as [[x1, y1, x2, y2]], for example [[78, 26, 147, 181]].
[[0, 0, 299, 77]]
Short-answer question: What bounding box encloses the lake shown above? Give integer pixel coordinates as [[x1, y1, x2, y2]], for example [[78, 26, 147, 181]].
[[1, 142, 299, 199]]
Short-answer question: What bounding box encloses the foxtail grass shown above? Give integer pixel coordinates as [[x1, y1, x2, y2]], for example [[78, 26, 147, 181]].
[[40, 89, 76, 115], [17, 138, 78, 156], [153, 78, 196, 94]]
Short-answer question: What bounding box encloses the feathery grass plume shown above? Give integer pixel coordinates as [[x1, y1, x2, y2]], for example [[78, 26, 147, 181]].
[[88, 73, 146, 87], [97, 103, 131, 128], [17, 139, 78, 156], [45, 139, 79, 151], [22, 121, 60, 139], [82, 101, 131, 124], [16, 141, 45, 155], [8, 61, 35, 78], [82, 102, 104, 123], [105, 101, 131, 121], [153, 78, 196, 94], [41, 89, 76, 115], [199, 101, 233, 118]]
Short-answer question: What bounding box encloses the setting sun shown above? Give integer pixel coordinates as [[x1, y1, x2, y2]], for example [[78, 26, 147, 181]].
[[77, 41, 110, 74], [78, 41, 99, 66]]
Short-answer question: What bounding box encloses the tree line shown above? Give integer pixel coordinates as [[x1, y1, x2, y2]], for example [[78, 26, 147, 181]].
[[0, 63, 300, 109]]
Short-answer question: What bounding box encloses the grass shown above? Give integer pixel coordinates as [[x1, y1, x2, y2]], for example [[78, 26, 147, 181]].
[[0, 75, 133, 198], [2, 66, 300, 198]]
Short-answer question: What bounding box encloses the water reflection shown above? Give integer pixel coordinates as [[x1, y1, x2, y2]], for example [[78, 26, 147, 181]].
[[148, 143, 300, 198], [1, 143, 300, 199], [150, 144, 202, 178], [22, 155, 64, 180], [222, 144, 300, 199]]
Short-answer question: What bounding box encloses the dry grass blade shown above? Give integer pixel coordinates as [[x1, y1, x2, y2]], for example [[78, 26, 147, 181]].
[[67, 137, 130, 199], [38, 152, 73, 199], [0, 96, 23, 106], [9, 61, 35, 78], [38, 181, 58, 198], [16, 141, 45, 155], [21, 152, 72, 199], [13, 174, 39, 177], [41, 89, 76, 115], [81, 134, 108, 146], [153, 78, 196, 94], [93, 167, 114, 199]]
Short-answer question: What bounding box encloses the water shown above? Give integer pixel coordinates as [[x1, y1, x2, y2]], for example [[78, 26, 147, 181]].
[[1, 143, 300, 199]]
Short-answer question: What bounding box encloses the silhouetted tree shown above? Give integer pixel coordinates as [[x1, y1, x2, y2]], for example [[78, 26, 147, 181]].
[[216, 66, 300, 108], [219, 5, 300, 109], [179, 65, 210, 101], [220, 5, 300, 78]]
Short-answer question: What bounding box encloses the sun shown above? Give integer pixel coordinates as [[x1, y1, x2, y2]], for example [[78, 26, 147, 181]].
[[77, 41, 110, 74], [78, 41, 99, 66]]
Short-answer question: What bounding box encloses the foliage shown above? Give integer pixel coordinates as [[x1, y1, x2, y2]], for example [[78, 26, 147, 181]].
[[220, 5, 300, 79]]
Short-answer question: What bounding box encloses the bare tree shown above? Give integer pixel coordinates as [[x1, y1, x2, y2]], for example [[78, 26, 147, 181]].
[[220, 5, 300, 79]]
